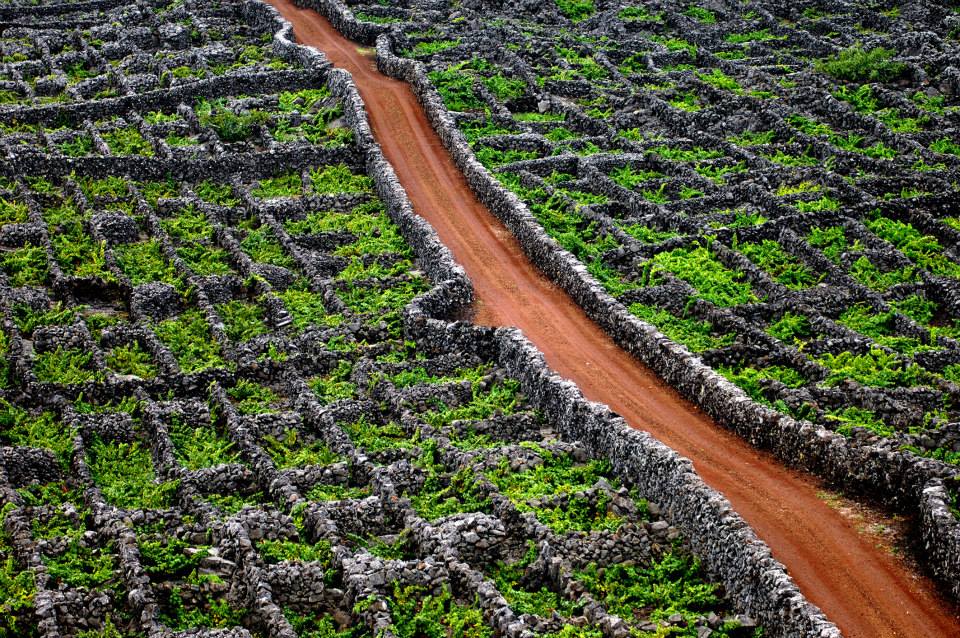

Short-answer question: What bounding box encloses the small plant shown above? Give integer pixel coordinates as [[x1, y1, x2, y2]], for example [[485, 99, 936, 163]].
[[409, 443, 491, 520], [217, 300, 269, 342], [630, 303, 734, 353], [575, 553, 732, 630], [311, 163, 373, 194], [649, 243, 759, 307], [262, 428, 341, 469], [169, 413, 240, 470], [2, 244, 48, 287], [736, 239, 821, 289], [252, 172, 302, 198], [309, 360, 357, 404], [101, 127, 154, 156], [556, 0, 595, 22], [227, 379, 280, 414], [33, 348, 102, 384], [816, 46, 906, 83], [196, 98, 268, 143], [389, 583, 493, 638], [105, 342, 157, 378], [683, 6, 715, 23], [113, 240, 183, 288], [817, 348, 930, 388], [87, 437, 179, 509], [154, 310, 228, 373]]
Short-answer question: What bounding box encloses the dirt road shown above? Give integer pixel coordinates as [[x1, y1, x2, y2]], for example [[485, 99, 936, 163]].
[[265, 1, 960, 635]]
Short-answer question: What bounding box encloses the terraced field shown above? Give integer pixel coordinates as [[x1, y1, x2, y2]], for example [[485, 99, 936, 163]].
[[0, 1, 815, 637]]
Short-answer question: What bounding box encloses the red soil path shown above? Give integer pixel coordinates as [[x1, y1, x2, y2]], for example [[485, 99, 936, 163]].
[[266, 1, 960, 635]]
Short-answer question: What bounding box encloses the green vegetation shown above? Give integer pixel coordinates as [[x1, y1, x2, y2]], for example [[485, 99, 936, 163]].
[[648, 243, 759, 307], [488, 543, 580, 617], [865, 214, 960, 279], [102, 127, 154, 156], [629, 304, 734, 352], [735, 239, 821, 289], [258, 538, 332, 565], [486, 447, 638, 534], [252, 172, 302, 198], [816, 46, 906, 83], [767, 312, 812, 347], [309, 360, 357, 404], [718, 364, 806, 405], [276, 284, 343, 332], [725, 29, 785, 44], [240, 225, 295, 268], [105, 342, 157, 378], [388, 583, 492, 638], [169, 413, 240, 470], [824, 406, 892, 437], [154, 310, 229, 373], [0, 401, 72, 468], [817, 348, 930, 388], [33, 347, 102, 384], [227, 379, 281, 414], [576, 553, 738, 633], [405, 39, 460, 58], [217, 300, 269, 342], [0, 523, 37, 637], [311, 164, 373, 194], [0, 197, 28, 226], [87, 437, 179, 509], [2, 244, 48, 286], [683, 6, 715, 23], [262, 428, 341, 469], [341, 416, 417, 453], [556, 0, 595, 23], [421, 378, 522, 427], [409, 442, 491, 520], [113, 240, 183, 288], [196, 98, 268, 143], [429, 66, 484, 112]]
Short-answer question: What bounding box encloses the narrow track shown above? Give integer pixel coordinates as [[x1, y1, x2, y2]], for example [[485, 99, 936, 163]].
[[266, 1, 960, 635]]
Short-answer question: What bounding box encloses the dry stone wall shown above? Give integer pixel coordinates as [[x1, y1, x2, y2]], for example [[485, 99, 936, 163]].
[[0, 0, 843, 636], [303, 0, 960, 601]]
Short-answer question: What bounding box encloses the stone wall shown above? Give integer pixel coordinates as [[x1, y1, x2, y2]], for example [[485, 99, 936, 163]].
[[361, 22, 960, 601], [265, 0, 844, 633]]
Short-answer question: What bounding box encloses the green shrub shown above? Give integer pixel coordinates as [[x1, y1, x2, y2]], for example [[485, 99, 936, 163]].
[[428, 67, 484, 112], [154, 310, 228, 373], [227, 379, 280, 414], [630, 304, 734, 353], [489, 543, 581, 617], [2, 244, 47, 287], [736, 239, 821, 289], [389, 583, 492, 638], [33, 348, 102, 384], [105, 342, 157, 378], [409, 443, 491, 520], [113, 240, 182, 288], [816, 46, 906, 83], [87, 437, 179, 509], [817, 349, 930, 388], [311, 164, 373, 194], [0, 401, 72, 468], [575, 553, 732, 631], [217, 300, 268, 342], [556, 0, 595, 22], [262, 428, 341, 469], [168, 413, 240, 470], [649, 244, 759, 307], [196, 99, 268, 142]]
